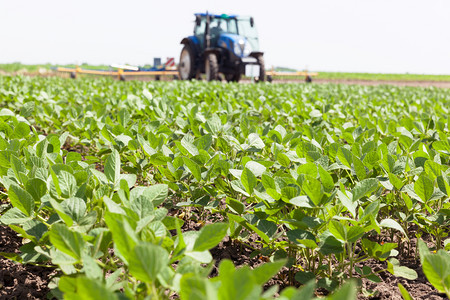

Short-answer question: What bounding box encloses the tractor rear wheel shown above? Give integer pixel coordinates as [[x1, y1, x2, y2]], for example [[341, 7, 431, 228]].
[[205, 53, 219, 81], [255, 55, 265, 82], [179, 45, 195, 80]]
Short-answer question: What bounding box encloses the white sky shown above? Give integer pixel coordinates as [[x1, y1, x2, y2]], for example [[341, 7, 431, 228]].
[[1, 0, 449, 74]]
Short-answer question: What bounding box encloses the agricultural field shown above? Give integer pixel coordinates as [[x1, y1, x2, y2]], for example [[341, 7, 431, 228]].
[[0, 75, 450, 299], [317, 72, 450, 82], [3, 63, 450, 85]]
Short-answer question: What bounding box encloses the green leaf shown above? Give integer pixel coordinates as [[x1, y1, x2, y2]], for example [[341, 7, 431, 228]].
[[246, 133, 265, 149], [361, 238, 397, 261], [25, 178, 47, 202], [196, 133, 213, 151], [20, 101, 34, 118], [424, 160, 445, 180], [353, 155, 366, 180], [379, 218, 407, 237], [82, 253, 103, 280], [8, 184, 34, 216], [0, 108, 14, 116], [141, 184, 168, 206], [346, 226, 365, 243], [104, 212, 138, 264], [193, 223, 228, 252], [294, 271, 316, 285], [131, 195, 155, 219], [437, 176, 450, 197], [422, 250, 450, 294], [57, 171, 77, 198], [226, 197, 245, 215], [10, 224, 38, 244], [414, 174, 434, 202], [287, 229, 316, 245], [0, 207, 31, 225], [397, 283, 413, 300], [337, 190, 357, 218], [417, 239, 430, 264], [22, 219, 47, 242], [337, 147, 353, 168], [387, 258, 418, 280], [352, 178, 378, 202], [253, 260, 286, 285], [49, 196, 74, 227], [228, 214, 270, 244], [284, 280, 315, 299], [277, 153, 291, 167], [329, 220, 347, 242], [128, 243, 169, 283], [388, 173, 404, 190], [366, 274, 381, 283], [297, 162, 318, 177], [13, 122, 30, 138], [59, 276, 119, 300], [262, 173, 281, 200], [303, 177, 323, 206], [105, 149, 120, 184], [244, 161, 266, 177], [328, 280, 357, 300], [257, 220, 277, 239], [241, 167, 257, 195], [318, 164, 334, 192], [181, 136, 200, 156], [217, 263, 260, 300], [318, 235, 344, 255], [183, 157, 202, 182], [49, 223, 85, 260], [180, 274, 214, 300], [61, 197, 86, 223]]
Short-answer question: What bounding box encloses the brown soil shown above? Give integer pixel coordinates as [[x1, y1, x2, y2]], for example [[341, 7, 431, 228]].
[[0, 226, 56, 300], [357, 258, 447, 300]]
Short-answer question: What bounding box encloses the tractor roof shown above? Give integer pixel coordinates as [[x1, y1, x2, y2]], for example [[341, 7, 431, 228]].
[[194, 13, 239, 19]]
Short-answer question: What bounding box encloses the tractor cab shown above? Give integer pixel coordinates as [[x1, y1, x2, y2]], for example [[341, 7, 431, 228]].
[[179, 13, 265, 82]]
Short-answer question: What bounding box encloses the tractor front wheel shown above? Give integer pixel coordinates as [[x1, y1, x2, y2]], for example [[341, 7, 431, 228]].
[[205, 53, 219, 81], [179, 45, 195, 80]]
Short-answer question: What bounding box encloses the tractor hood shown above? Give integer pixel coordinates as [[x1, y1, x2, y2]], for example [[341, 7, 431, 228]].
[[218, 33, 253, 58]]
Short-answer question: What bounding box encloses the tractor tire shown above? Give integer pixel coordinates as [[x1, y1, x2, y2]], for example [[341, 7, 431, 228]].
[[255, 55, 265, 82], [205, 53, 219, 81], [305, 75, 312, 83], [225, 72, 241, 83], [179, 45, 196, 80], [267, 75, 273, 83], [70, 72, 76, 79]]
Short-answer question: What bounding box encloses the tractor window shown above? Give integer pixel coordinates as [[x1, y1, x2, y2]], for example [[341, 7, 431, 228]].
[[194, 17, 206, 38], [226, 19, 238, 34], [237, 17, 259, 51], [210, 18, 238, 36], [209, 18, 226, 46], [194, 17, 206, 48]]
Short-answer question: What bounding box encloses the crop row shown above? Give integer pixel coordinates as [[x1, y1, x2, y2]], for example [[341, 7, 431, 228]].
[[0, 75, 449, 299]]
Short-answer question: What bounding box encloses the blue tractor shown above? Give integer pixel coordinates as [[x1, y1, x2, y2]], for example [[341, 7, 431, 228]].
[[179, 13, 265, 82]]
